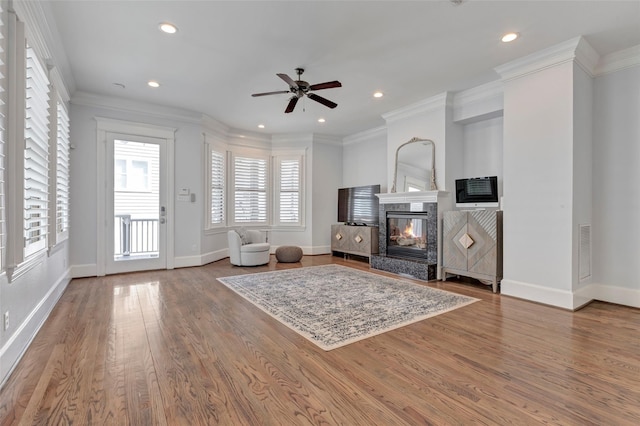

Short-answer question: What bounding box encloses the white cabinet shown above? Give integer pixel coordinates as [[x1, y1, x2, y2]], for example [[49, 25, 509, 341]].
[[331, 224, 379, 260], [442, 210, 503, 293]]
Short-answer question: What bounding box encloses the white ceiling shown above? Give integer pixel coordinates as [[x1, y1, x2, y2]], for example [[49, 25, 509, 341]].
[[48, 0, 640, 137]]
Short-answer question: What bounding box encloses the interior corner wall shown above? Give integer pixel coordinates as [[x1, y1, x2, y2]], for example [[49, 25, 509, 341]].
[[311, 141, 343, 253], [501, 62, 576, 308], [571, 64, 594, 296], [592, 65, 640, 304], [461, 116, 504, 186], [342, 131, 387, 191]]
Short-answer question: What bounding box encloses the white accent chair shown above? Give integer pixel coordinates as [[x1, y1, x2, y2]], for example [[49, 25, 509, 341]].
[[227, 230, 271, 266]]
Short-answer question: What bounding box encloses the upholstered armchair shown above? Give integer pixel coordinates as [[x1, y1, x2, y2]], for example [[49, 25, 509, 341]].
[[227, 230, 271, 266]]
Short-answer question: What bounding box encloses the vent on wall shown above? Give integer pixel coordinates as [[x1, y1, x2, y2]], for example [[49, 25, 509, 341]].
[[579, 224, 592, 281]]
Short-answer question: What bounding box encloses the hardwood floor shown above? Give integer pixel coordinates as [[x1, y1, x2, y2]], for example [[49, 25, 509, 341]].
[[0, 255, 638, 425]]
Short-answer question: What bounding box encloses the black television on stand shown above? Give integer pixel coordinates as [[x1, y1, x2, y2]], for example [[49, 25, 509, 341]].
[[337, 184, 380, 226]]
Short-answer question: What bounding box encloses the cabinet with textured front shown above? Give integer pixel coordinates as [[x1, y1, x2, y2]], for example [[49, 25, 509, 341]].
[[442, 210, 503, 292], [331, 224, 379, 260]]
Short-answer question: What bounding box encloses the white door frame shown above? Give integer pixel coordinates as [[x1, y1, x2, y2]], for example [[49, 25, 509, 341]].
[[96, 117, 175, 276]]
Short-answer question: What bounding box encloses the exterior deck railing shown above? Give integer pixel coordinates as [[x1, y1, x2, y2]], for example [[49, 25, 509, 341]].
[[115, 215, 159, 257]]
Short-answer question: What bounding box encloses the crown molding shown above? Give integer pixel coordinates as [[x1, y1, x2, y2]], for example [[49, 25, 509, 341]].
[[342, 125, 387, 146], [382, 92, 450, 124], [495, 36, 599, 81], [12, 0, 76, 95], [312, 133, 343, 147], [452, 80, 503, 123], [71, 91, 203, 124], [596, 45, 640, 76]]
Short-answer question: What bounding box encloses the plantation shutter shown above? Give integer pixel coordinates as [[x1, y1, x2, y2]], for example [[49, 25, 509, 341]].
[[234, 155, 267, 223], [0, 1, 6, 269], [209, 148, 225, 226], [24, 45, 50, 257], [55, 99, 70, 239], [278, 158, 300, 224]]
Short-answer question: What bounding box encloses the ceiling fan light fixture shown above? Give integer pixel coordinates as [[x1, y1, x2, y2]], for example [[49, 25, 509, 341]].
[[501, 32, 519, 43], [159, 22, 178, 34]]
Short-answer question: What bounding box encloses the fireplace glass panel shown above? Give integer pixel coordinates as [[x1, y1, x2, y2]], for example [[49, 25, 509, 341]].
[[387, 213, 429, 260]]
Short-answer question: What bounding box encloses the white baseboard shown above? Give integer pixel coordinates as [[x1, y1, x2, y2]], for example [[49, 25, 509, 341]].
[[501, 279, 575, 309], [502, 279, 640, 310], [0, 270, 71, 387], [175, 249, 229, 268], [70, 263, 97, 278]]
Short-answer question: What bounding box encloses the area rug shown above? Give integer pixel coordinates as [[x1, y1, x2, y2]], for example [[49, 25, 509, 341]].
[[217, 264, 478, 350]]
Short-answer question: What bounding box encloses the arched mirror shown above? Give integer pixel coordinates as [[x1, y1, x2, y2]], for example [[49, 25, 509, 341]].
[[391, 137, 437, 193]]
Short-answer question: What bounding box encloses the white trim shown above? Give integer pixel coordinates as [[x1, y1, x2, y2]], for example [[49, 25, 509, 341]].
[[452, 80, 504, 124], [382, 92, 450, 124], [174, 248, 229, 268], [95, 117, 176, 275], [501, 278, 575, 310], [495, 36, 598, 82], [70, 263, 97, 278], [0, 268, 70, 386], [595, 45, 640, 76], [343, 126, 387, 146]]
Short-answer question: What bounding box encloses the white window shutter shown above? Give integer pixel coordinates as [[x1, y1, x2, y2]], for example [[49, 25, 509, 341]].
[[209, 148, 225, 226], [234, 155, 267, 223], [0, 1, 6, 269], [24, 45, 50, 257], [278, 158, 301, 224], [55, 99, 70, 240]]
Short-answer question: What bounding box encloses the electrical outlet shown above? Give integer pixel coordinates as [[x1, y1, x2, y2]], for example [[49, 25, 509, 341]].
[[3, 312, 9, 331]]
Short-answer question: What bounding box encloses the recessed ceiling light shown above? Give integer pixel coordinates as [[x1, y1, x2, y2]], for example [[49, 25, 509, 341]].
[[501, 32, 518, 43], [258, 124, 265, 129], [318, 118, 326, 123], [147, 80, 160, 88], [159, 22, 178, 34], [373, 91, 384, 98]]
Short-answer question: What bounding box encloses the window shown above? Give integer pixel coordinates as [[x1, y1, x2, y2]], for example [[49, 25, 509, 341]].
[[233, 155, 268, 224], [23, 45, 50, 258], [274, 155, 303, 226], [114, 157, 151, 192], [55, 98, 70, 241], [207, 146, 225, 228]]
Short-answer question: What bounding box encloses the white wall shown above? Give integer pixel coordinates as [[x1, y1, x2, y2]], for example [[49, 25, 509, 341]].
[[501, 61, 576, 307], [461, 116, 504, 187], [342, 128, 387, 191], [69, 96, 204, 274], [592, 65, 640, 297], [311, 139, 343, 252]]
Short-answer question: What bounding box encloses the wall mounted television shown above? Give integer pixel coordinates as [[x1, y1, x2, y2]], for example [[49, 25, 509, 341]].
[[337, 184, 381, 226], [455, 176, 499, 208]]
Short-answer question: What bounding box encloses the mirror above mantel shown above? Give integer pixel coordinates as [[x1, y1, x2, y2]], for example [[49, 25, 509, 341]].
[[391, 137, 437, 193]]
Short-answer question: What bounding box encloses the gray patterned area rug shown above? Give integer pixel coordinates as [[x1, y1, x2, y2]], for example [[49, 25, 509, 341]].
[[217, 264, 478, 351]]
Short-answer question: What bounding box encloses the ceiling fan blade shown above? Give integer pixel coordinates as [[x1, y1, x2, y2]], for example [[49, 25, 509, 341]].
[[309, 80, 342, 91], [285, 96, 299, 113], [277, 73, 298, 89], [251, 90, 290, 97], [307, 93, 337, 109]]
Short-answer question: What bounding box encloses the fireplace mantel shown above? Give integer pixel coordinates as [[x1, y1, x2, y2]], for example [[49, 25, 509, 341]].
[[376, 190, 449, 205]]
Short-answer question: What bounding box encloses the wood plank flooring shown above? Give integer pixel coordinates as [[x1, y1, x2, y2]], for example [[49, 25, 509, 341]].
[[0, 255, 639, 425]]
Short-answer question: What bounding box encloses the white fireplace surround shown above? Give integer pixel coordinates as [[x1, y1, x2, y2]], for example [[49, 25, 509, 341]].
[[376, 190, 449, 205]]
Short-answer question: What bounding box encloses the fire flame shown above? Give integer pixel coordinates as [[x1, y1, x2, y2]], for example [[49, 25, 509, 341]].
[[403, 222, 415, 238]]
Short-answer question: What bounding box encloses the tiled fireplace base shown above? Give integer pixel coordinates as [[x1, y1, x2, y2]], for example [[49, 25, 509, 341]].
[[371, 255, 437, 281]]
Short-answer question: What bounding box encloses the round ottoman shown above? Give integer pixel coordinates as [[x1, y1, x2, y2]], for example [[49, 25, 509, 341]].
[[275, 245, 303, 263]]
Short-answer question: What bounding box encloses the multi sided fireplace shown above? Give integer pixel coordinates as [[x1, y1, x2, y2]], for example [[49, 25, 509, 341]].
[[386, 212, 429, 260]]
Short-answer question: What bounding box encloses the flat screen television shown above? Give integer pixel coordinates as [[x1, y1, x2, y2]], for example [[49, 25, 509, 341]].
[[455, 176, 499, 208], [338, 184, 380, 226]]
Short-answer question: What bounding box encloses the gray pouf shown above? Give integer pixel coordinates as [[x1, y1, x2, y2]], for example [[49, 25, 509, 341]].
[[275, 245, 303, 263]]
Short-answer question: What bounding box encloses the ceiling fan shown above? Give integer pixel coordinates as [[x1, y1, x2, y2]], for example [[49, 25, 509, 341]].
[[251, 68, 342, 113]]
